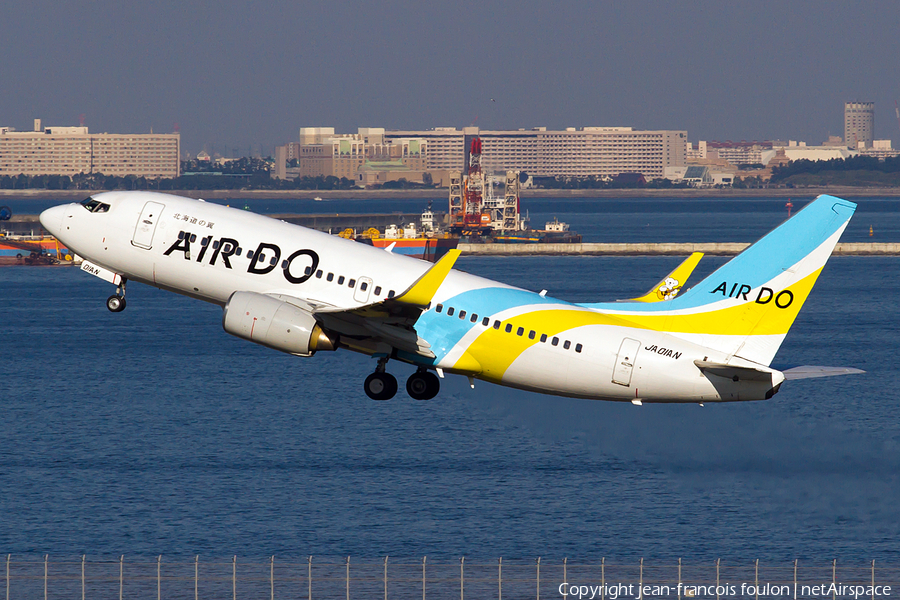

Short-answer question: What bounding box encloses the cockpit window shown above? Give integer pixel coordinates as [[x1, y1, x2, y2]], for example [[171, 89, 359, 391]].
[[80, 197, 110, 213]]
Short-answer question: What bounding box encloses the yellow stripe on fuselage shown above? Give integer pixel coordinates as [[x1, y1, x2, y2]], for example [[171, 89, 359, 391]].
[[454, 268, 822, 380], [458, 309, 633, 382]]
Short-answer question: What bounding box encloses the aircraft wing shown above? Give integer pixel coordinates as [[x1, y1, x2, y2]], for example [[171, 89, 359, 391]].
[[624, 252, 703, 302], [285, 250, 462, 358]]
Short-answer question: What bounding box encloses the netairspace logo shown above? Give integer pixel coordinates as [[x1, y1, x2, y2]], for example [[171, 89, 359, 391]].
[[558, 582, 893, 599]]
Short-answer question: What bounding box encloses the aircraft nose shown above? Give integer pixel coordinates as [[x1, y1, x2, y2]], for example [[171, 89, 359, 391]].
[[39, 204, 67, 237]]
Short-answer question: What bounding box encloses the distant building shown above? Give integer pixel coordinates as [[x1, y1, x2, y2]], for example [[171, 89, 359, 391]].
[[384, 126, 687, 180], [761, 141, 856, 164], [860, 139, 900, 159], [0, 120, 180, 178], [276, 128, 429, 184], [844, 102, 875, 149], [693, 141, 773, 165], [665, 165, 734, 186]]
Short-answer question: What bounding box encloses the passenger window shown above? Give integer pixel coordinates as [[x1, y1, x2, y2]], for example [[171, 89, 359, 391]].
[[470, 314, 478, 323], [388, 290, 395, 298], [552, 337, 559, 346], [281, 260, 288, 269], [458, 310, 466, 319], [190, 234, 197, 243], [236, 248, 242, 256], [374, 286, 382, 295], [201, 237, 209, 247], [482, 317, 490, 326], [575, 343, 583, 353], [178, 231, 185, 240], [316, 270, 323, 278], [436, 304, 443, 313], [517, 327, 524, 336], [505, 324, 512, 333], [360, 282, 367, 291], [528, 330, 536, 340], [540, 334, 547, 342], [564, 340, 571, 350], [269, 256, 277, 266], [338, 276, 345, 285], [348, 279, 356, 288], [493, 320, 501, 329], [258, 253, 266, 262], [447, 307, 455, 316], [246, 250, 253, 260], [327, 273, 334, 282], [304, 266, 312, 275], [212, 239, 219, 249]]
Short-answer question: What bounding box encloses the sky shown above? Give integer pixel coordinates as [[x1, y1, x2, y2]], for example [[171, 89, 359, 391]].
[[2, 0, 899, 155]]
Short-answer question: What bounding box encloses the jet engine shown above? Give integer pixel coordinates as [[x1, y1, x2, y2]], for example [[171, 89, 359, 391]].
[[222, 291, 338, 356]]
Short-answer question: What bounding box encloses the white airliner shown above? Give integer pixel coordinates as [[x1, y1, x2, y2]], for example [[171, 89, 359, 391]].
[[40, 192, 861, 403]]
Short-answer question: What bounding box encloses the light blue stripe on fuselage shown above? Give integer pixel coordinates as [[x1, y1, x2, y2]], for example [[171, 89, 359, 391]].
[[416, 287, 570, 361]]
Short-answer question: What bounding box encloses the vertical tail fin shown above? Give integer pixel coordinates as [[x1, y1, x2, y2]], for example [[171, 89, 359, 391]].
[[607, 195, 856, 366]]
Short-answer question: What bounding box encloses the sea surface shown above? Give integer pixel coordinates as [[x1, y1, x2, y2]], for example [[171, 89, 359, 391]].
[[1, 198, 899, 564], [6, 193, 900, 243]]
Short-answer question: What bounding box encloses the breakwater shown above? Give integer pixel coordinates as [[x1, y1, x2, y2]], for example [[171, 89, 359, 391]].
[[457, 242, 900, 256]]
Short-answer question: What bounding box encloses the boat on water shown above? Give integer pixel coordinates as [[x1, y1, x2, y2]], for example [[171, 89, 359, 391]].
[[0, 233, 72, 266], [487, 218, 582, 244], [349, 206, 459, 263]]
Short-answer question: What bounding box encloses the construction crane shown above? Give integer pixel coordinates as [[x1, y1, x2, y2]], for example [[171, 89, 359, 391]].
[[895, 101, 900, 136]]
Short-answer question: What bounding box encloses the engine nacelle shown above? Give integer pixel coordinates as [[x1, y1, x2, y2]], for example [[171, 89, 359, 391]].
[[222, 291, 338, 356]]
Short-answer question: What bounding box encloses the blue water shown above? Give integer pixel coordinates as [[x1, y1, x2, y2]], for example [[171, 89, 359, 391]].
[[2, 242, 899, 561], [6, 194, 900, 243]]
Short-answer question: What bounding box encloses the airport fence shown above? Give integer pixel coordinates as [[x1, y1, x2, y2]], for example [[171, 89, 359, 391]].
[[1, 555, 896, 600]]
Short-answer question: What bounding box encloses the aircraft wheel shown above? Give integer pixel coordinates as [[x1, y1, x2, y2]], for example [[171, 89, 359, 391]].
[[364, 372, 397, 400], [407, 370, 440, 400], [106, 295, 126, 313]]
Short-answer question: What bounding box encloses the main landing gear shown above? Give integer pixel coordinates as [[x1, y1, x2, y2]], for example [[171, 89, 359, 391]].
[[106, 279, 127, 313], [364, 357, 398, 400], [406, 368, 440, 400], [363, 358, 441, 401]]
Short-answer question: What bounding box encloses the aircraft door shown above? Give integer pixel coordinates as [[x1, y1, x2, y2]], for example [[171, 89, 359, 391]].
[[612, 338, 641, 386], [353, 277, 373, 303], [132, 201, 165, 249]]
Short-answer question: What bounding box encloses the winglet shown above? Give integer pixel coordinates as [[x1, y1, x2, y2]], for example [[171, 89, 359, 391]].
[[393, 249, 461, 306], [630, 252, 703, 302]]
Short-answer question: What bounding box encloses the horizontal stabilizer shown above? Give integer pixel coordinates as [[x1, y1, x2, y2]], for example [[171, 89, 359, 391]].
[[694, 360, 776, 382], [781, 366, 865, 380]]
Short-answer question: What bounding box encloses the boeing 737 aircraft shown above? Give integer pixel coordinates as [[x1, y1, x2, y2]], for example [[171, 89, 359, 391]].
[[40, 192, 861, 403]]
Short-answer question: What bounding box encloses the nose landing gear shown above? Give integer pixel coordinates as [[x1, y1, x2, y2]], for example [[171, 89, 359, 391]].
[[106, 279, 127, 312]]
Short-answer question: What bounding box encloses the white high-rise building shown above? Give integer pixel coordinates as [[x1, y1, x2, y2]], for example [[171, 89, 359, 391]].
[[0, 121, 180, 178], [844, 102, 875, 149], [383, 126, 686, 179]]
